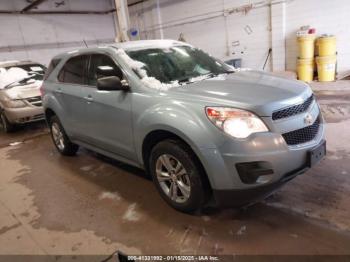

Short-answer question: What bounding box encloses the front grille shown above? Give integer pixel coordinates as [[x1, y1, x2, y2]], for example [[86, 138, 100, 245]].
[[33, 114, 45, 120], [282, 116, 320, 145], [272, 95, 314, 120], [26, 96, 42, 107]]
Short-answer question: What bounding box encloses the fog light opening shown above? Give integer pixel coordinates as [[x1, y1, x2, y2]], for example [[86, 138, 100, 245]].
[[236, 161, 274, 184]]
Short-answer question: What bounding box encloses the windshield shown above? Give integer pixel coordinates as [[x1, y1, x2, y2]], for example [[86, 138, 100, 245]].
[[5, 64, 46, 81], [2, 64, 46, 89], [126, 45, 233, 84]]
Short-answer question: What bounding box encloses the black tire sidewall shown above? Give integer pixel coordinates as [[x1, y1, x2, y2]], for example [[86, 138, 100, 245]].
[[0, 112, 14, 133], [149, 140, 206, 213], [49, 115, 78, 156]]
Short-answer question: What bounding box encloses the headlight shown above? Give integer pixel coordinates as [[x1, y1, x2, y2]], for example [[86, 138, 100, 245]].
[[3, 99, 27, 108], [205, 107, 268, 138]]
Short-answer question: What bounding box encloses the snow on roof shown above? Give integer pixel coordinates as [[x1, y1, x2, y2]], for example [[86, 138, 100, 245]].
[[111, 39, 191, 51]]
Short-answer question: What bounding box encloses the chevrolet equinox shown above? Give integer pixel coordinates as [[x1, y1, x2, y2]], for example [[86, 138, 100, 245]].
[[42, 40, 326, 213]]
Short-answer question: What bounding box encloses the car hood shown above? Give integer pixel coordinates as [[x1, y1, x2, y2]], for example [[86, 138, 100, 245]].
[[1, 80, 42, 100], [169, 70, 312, 116]]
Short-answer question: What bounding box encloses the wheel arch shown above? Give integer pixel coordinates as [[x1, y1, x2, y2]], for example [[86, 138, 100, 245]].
[[141, 129, 213, 194], [45, 108, 56, 123]]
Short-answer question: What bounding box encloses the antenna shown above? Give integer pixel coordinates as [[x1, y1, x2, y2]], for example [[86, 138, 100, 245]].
[[83, 39, 88, 48]]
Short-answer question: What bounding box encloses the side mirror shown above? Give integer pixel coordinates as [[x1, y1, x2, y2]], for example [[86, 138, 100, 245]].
[[97, 76, 129, 91]]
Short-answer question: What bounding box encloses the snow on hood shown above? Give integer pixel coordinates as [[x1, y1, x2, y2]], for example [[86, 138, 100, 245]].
[[4, 80, 42, 100], [0, 67, 29, 89]]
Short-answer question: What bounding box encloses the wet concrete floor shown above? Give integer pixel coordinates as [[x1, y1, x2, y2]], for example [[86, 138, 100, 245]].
[[0, 82, 350, 256]]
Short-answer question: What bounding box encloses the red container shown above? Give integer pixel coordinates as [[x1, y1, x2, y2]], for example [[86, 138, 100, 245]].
[[308, 28, 316, 34]]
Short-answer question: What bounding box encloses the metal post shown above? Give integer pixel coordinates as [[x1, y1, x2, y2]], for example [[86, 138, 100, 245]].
[[114, 0, 130, 42]]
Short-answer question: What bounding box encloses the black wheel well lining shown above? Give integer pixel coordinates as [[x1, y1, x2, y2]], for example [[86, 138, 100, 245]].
[[141, 130, 212, 192]]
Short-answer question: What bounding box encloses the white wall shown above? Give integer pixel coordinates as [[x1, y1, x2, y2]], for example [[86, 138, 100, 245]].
[[0, 0, 117, 66], [285, 0, 350, 74], [129, 0, 350, 74], [129, 0, 273, 71]]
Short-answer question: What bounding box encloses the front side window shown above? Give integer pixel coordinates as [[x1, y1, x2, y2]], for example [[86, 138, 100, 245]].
[[58, 55, 88, 84], [87, 54, 123, 86]]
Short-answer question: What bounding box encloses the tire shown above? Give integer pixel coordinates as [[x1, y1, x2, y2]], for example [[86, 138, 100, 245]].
[[49, 115, 79, 156], [149, 139, 209, 213], [0, 111, 15, 133]]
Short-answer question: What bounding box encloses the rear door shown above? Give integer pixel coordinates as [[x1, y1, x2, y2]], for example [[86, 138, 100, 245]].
[[82, 53, 135, 160], [54, 55, 89, 138]]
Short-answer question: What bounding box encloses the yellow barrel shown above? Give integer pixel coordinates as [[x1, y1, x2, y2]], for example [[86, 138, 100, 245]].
[[297, 34, 316, 59], [316, 55, 337, 82], [297, 58, 314, 82], [316, 36, 336, 56]]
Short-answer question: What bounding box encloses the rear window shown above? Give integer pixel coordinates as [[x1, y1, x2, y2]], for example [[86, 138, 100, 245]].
[[44, 58, 61, 81], [58, 55, 88, 85]]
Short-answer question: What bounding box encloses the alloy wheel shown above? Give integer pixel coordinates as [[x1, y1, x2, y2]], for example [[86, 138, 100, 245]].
[[51, 122, 65, 151], [155, 154, 191, 203]]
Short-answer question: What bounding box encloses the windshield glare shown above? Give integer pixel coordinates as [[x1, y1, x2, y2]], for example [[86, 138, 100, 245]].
[[126, 46, 232, 83]]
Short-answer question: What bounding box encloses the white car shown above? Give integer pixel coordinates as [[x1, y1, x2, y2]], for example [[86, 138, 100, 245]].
[[0, 61, 46, 132]]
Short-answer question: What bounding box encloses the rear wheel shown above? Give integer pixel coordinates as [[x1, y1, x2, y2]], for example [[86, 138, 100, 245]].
[[0, 111, 15, 133], [49, 115, 79, 156], [149, 139, 209, 213]]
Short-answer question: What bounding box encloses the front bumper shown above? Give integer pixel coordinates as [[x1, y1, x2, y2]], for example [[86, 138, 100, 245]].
[[213, 164, 309, 207], [197, 109, 325, 208], [3, 106, 44, 124]]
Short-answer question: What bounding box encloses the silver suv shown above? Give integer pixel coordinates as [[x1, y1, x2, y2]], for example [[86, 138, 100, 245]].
[[42, 40, 326, 213]]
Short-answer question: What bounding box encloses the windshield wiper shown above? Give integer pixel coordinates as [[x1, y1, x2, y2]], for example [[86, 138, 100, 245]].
[[178, 77, 191, 84], [4, 75, 37, 89]]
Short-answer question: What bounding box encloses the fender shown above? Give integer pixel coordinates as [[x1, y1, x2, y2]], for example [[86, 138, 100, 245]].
[[42, 92, 67, 128], [133, 99, 223, 177]]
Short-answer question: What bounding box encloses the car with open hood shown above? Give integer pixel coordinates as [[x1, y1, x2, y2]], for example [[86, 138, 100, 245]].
[[42, 40, 326, 212], [0, 60, 46, 132]]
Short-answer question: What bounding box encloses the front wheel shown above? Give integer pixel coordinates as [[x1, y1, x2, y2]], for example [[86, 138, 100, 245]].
[[0, 111, 15, 133], [149, 139, 209, 213], [49, 115, 79, 156]]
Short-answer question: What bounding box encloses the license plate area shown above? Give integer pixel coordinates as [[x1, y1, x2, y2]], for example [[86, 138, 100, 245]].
[[307, 140, 326, 167]]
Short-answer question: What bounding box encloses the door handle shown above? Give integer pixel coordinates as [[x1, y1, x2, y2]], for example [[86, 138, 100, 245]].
[[84, 95, 94, 103]]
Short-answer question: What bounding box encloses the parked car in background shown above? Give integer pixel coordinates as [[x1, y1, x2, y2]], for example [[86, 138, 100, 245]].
[[0, 61, 46, 132], [42, 40, 326, 213]]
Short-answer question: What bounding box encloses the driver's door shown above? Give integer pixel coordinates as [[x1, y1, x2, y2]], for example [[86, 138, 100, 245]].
[[82, 53, 135, 160]]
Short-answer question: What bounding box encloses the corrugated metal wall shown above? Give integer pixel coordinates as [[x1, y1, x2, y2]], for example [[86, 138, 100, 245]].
[[285, 0, 350, 74], [129, 0, 272, 71], [0, 0, 348, 74], [0, 0, 117, 65], [130, 0, 350, 74]]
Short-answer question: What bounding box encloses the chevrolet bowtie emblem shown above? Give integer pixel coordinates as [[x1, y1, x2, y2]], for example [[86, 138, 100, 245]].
[[304, 113, 314, 125]]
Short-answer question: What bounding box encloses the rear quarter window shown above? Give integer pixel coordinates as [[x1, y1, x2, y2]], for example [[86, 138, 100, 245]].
[[44, 58, 61, 81]]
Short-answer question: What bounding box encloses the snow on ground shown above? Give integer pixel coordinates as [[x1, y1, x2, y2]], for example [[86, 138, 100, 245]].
[[122, 203, 141, 222], [98, 191, 121, 201]]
